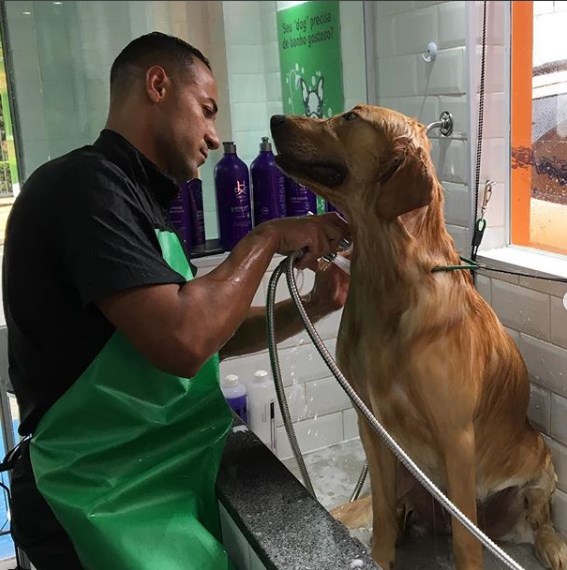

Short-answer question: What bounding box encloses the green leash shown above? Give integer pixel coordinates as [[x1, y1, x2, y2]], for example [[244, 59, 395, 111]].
[[432, 255, 480, 273]]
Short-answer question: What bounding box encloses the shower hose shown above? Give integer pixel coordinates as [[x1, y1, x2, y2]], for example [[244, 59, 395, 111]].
[[266, 251, 525, 570]]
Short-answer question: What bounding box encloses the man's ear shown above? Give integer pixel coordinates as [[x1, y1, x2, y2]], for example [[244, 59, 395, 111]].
[[375, 143, 434, 221], [146, 65, 168, 103]]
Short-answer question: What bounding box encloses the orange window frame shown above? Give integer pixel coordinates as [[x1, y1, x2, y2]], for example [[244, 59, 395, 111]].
[[511, 0, 567, 256], [510, 0, 532, 248]]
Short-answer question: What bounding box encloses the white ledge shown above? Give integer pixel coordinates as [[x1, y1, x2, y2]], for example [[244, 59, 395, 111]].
[[478, 245, 567, 280]]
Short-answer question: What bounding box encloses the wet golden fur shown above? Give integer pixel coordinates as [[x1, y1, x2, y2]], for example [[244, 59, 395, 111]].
[[270, 105, 567, 569]]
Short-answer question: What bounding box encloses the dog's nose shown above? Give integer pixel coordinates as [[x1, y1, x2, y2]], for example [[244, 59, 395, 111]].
[[270, 115, 286, 128]]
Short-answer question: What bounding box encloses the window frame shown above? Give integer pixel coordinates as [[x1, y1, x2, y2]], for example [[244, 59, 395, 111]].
[[510, 0, 567, 257]]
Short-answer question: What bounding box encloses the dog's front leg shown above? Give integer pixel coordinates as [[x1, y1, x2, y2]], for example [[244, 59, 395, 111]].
[[360, 418, 398, 569], [443, 426, 483, 570]]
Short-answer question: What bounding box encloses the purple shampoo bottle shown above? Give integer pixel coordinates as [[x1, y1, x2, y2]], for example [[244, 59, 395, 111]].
[[285, 176, 317, 217], [214, 141, 252, 251], [168, 184, 191, 251], [185, 178, 206, 251], [251, 137, 287, 226]]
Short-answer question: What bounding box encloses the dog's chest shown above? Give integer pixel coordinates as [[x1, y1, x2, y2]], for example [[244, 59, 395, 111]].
[[337, 316, 444, 479]]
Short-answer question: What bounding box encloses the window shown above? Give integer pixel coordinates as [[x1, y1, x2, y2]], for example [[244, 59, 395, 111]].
[[511, 0, 567, 256], [0, 21, 18, 247]]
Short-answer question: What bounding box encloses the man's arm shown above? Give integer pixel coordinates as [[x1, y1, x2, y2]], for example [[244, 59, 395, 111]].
[[219, 297, 324, 359], [219, 262, 348, 359], [98, 215, 349, 378]]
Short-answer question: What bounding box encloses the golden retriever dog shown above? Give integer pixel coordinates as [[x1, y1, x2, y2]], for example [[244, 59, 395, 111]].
[[270, 105, 567, 570]]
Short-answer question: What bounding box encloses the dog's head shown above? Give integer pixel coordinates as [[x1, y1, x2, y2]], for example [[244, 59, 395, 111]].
[[270, 105, 435, 221]]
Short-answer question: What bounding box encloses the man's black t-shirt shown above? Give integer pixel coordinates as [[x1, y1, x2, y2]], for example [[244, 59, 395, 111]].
[[3, 129, 189, 435]]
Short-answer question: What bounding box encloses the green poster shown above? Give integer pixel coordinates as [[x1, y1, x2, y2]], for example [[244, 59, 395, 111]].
[[277, 0, 344, 214]]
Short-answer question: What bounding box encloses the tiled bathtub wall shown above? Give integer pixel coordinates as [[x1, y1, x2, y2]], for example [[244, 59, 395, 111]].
[[375, 1, 472, 254]]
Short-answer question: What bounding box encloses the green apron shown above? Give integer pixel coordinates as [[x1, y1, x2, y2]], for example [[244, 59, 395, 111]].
[[29, 230, 234, 569]]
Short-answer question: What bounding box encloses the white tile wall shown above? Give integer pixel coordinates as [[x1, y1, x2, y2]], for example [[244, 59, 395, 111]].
[[446, 224, 468, 254], [343, 407, 359, 441], [521, 334, 567, 397], [418, 47, 466, 95], [377, 55, 419, 98], [551, 393, 567, 447], [491, 280, 551, 341], [438, 1, 467, 49], [430, 139, 469, 184], [546, 436, 567, 495], [529, 384, 551, 435], [475, 274, 491, 303], [443, 181, 470, 226], [554, 490, 567, 538], [551, 296, 567, 349], [375, 1, 472, 255], [393, 6, 439, 57], [276, 410, 344, 460]]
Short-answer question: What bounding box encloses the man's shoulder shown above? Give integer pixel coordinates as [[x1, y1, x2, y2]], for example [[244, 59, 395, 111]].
[[26, 145, 127, 192]]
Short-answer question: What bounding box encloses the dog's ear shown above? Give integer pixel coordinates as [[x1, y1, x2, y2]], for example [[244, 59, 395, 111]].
[[375, 143, 434, 221], [317, 76, 324, 101], [300, 78, 309, 104]]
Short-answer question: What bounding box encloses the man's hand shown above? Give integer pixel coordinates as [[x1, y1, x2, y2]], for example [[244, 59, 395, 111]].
[[306, 250, 351, 315], [258, 212, 350, 270]]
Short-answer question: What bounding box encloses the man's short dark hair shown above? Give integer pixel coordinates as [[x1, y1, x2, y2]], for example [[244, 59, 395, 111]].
[[110, 32, 211, 93]]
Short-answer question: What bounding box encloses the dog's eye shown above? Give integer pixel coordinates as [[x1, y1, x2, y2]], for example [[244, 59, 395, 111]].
[[342, 111, 359, 121]]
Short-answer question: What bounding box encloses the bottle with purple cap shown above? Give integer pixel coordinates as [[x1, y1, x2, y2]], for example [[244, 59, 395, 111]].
[[284, 176, 317, 217], [251, 136, 287, 226], [214, 141, 252, 251]]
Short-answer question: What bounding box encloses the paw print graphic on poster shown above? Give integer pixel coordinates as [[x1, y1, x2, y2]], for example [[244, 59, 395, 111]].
[[285, 65, 332, 119]]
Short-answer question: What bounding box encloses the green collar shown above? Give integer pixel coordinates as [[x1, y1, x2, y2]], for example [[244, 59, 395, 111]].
[[431, 256, 479, 273]]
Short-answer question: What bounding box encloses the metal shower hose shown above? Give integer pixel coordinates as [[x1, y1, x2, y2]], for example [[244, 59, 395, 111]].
[[266, 251, 525, 570]]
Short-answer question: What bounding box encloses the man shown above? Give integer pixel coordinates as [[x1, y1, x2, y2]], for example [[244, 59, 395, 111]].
[[2, 32, 349, 569]]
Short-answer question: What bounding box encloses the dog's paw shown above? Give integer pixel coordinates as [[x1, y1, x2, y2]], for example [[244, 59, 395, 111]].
[[330, 495, 373, 529], [535, 526, 567, 569]]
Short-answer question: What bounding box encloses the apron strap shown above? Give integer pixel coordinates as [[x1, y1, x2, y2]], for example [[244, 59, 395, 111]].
[[0, 437, 29, 473]]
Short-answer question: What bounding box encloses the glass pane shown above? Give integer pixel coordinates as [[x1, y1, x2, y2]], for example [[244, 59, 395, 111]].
[[530, 1, 567, 254]]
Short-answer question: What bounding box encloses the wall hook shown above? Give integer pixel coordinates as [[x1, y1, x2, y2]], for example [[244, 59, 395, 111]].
[[421, 41, 437, 63], [425, 111, 454, 137]]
